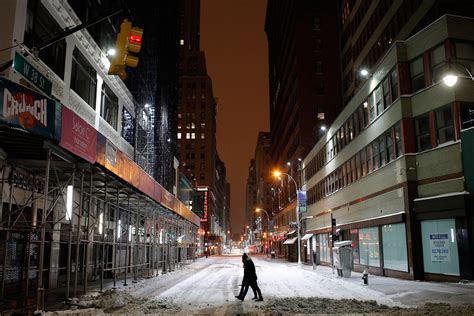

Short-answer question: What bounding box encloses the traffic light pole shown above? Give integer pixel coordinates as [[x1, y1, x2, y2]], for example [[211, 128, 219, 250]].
[[0, 9, 124, 72]]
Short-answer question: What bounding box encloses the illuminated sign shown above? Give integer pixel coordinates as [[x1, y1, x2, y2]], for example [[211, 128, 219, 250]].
[[201, 190, 208, 223]]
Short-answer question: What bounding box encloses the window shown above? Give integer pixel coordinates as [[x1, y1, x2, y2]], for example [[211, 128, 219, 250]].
[[24, 2, 66, 79], [360, 148, 368, 177], [314, 39, 322, 51], [351, 229, 360, 264], [191, 133, 195, 139], [410, 57, 425, 92], [371, 141, 380, 171], [386, 130, 395, 162], [358, 105, 367, 130], [191, 123, 196, 129], [383, 223, 408, 271], [313, 16, 320, 30], [367, 93, 375, 122], [177, 133, 182, 139], [315, 81, 324, 95], [366, 145, 373, 173], [430, 44, 447, 83], [421, 218, 460, 276], [359, 227, 380, 267], [395, 123, 403, 157], [455, 41, 474, 61], [435, 105, 454, 144], [201, 133, 205, 139], [460, 102, 474, 129], [201, 122, 205, 128], [415, 114, 431, 151], [379, 136, 387, 166], [315, 61, 323, 73], [121, 108, 135, 146], [382, 77, 390, 108], [317, 112, 325, 120], [100, 83, 118, 129], [186, 133, 190, 139], [374, 85, 383, 116], [71, 48, 97, 107], [390, 68, 399, 100]]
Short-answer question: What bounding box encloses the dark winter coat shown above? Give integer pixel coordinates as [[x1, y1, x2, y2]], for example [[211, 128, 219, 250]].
[[242, 258, 257, 286]]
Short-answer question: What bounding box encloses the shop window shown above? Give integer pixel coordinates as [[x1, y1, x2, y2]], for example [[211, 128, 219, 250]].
[[71, 48, 97, 107], [410, 57, 425, 93], [100, 83, 118, 129], [350, 229, 359, 264], [382, 223, 408, 271], [415, 114, 431, 151], [24, 1, 66, 79], [435, 105, 454, 144], [358, 227, 380, 267], [460, 102, 474, 129], [430, 44, 447, 83], [420, 218, 459, 276]]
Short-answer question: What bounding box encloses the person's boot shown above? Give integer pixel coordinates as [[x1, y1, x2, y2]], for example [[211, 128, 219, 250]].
[[256, 297, 263, 302], [252, 296, 258, 300], [235, 295, 244, 301]]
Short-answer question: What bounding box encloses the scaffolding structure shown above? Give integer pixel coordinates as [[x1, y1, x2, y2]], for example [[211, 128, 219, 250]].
[[0, 129, 198, 312]]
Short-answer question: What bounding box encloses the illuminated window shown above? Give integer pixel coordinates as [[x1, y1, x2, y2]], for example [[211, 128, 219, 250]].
[[186, 133, 190, 139], [191, 133, 195, 139], [317, 112, 325, 120], [180, 39, 184, 46], [201, 133, 205, 139], [191, 122, 195, 129], [177, 133, 181, 139], [178, 124, 181, 129], [201, 122, 205, 128]]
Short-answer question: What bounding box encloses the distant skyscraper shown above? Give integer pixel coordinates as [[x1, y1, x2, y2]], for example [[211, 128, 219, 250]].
[[177, 0, 228, 242], [265, 0, 342, 173]]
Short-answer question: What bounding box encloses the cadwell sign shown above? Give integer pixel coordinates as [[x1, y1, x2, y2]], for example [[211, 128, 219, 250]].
[[0, 77, 57, 138], [59, 106, 97, 163]]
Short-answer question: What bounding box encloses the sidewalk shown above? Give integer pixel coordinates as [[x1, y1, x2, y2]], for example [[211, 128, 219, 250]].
[[260, 254, 474, 307]]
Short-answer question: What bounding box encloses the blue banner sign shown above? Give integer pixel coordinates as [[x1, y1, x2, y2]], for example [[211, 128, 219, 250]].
[[0, 77, 58, 139], [298, 190, 307, 213]]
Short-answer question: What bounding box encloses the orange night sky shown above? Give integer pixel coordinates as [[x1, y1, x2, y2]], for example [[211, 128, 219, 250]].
[[201, 0, 269, 233]]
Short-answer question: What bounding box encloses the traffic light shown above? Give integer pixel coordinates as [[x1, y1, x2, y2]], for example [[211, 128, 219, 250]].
[[108, 19, 143, 80]]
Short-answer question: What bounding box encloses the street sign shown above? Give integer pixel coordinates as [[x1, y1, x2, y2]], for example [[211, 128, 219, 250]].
[[298, 190, 307, 213], [13, 52, 52, 96]]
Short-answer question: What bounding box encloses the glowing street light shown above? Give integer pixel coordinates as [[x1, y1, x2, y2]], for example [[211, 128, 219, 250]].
[[272, 169, 303, 266], [360, 68, 369, 77], [442, 61, 473, 87]]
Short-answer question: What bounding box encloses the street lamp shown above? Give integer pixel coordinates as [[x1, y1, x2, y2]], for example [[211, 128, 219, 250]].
[[272, 169, 302, 266], [256, 208, 270, 254], [442, 61, 474, 87]]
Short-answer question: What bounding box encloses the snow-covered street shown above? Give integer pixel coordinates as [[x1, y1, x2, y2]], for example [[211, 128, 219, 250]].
[[48, 252, 474, 315]]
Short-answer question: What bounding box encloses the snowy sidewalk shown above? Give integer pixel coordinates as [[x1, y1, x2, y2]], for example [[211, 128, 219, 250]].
[[42, 254, 474, 315]]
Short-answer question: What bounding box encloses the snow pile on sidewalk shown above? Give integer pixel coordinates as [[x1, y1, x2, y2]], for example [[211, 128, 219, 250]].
[[257, 297, 474, 315]]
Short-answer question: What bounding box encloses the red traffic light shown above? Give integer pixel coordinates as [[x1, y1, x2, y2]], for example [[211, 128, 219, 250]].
[[129, 35, 142, 44]]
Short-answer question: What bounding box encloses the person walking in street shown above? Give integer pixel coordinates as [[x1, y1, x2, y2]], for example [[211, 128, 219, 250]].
[[235, 253, 263, 302]]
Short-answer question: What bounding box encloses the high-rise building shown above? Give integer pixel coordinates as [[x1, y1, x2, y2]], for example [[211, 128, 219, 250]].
[[339, 0, 474, 104], [0, 1, 199, 310], [265, 0, 342, 170], [264, 0, 342, 260], [177, 0, 228, 250]]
